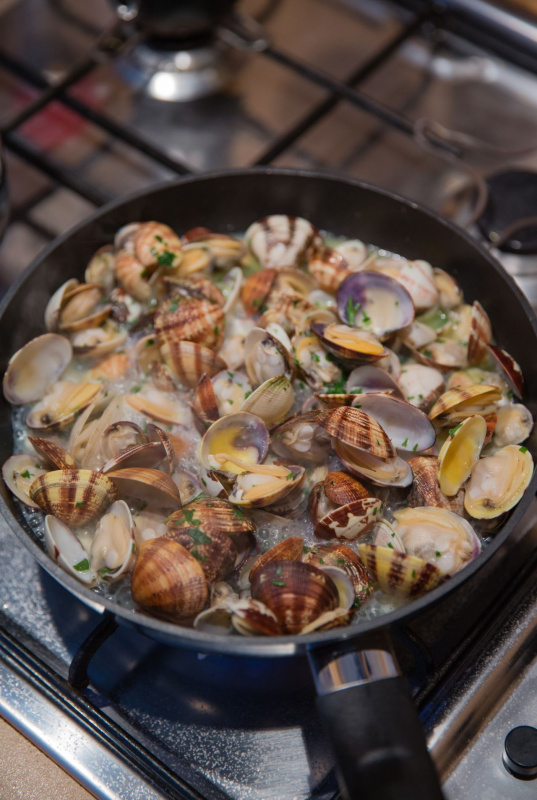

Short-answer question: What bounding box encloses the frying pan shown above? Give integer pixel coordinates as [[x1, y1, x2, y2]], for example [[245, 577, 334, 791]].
[[1, 168, 536, 800]]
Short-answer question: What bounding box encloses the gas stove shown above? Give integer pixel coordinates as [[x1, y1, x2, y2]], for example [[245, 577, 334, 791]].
[[2, 1, 537, 798]]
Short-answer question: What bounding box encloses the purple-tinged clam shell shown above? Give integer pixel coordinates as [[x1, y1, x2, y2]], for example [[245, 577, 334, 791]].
[[352, 393, 436, 452], [345, 365, 405, 399], [337, 271, 414, 338], [487, 344, 524, 397]]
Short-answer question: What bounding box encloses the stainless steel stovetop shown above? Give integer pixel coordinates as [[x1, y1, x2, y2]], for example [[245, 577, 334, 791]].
[[2, 1, 537, 798]]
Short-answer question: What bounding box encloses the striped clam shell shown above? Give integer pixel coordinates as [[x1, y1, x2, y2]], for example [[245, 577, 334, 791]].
[[29, 469, 118, 526], [106, 468, 180, 508], [161, 340, 227, 389], [319, 406, 395, 459], [306, 245, 352, 292], [245, 215, 317, 270], [248, 536, 304, 584], [406, 456, 465, 515], [323, 471, 370, 505], [114, 249, 151, 302], [467, 301, 492, 365], [428, 384, 502, 424], [357, 544, 444, 598], [155, 296, 225, 351], [166, 497, 255, 537], [303, 543, 373, 604], [28, 437, 76, 470], [487, 344, 524, 397], [166, 528, 237, 584], [241, 269, 277, 316]]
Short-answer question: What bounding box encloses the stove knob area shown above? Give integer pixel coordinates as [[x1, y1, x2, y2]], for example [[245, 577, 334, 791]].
[[503, 726, 537, 779]]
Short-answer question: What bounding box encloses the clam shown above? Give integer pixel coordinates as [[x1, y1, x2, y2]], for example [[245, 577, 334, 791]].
[[334, 440, 413, 487], [291, 330, 342, 391], [345, 364, 404, 399], [250, 561, 339, 634], [101, 437, 166, 473], [134, 334, 163, 376], [244, 327, 294, 387], [493, 404, 533, 447], [271, 412, 331, 464], [228, 463, 305, 508], [231, 599, 282, 636], [467, 301, 492, 365], [167, 528, 237, 584], [101, 421, 146, 462], [172, 242, 211, 277], [259, 290, 333, 334], [428, 385, 502, 426], [375, 258, 438, 312], [406, 456, 465, 515], [106, 467, 180, 508], [240, 375, 294, 424], [182, 227, 245, 268], [26, 381, 103, 431], [114, 249, 152, 302], [89, 500, 136, 581], [28, 437, 76, 470], [154, 296, 225, 351], [372, 518, 405, 552], [312, 323, 387, 363], [307, 245, 351, 292], [29, 469, 118, 526], [437, 415, 487, 496], [357, 544, 444, 598], [85, 245, 116, 293], [464, 445, 534, 519], [248, 537, 304, 584], [162, 274, 225, 307], [323, 471, 369, 505], [241, 269, 277, 316], [350, 393, 436, 453], [399, 321, 436, 350], [335, 239, 367, 270], [303, 543, 373, 603], [211, 370, 252, 417], [58, 283, 111, 333], [131, 538, 208, 620], [88, 353, 130, 382], [162, 340, 227, 389], [126, 386, 188, 426], [132, 221, 182, 269], [220, 266, 243, 313], [337, 271, 414, 338], [309, 481, 382, 541], [245, 215, 317, 269], [166, 497, 255, 537], [487, 345, 524, 397], [433, 268, 463, 310], [44, 279, 79, 331], [397, 364, 444, 412], [132, 507, 168, 545], [2, 454, 48, 508], [273, 267, 318, 298], [392, 506, 481, 575], [199, 412, 269, 477], [171, 469, 204, 505], [412, 340, 468, 372], [71, 321, 127, 359], [319, 406, 395, 459], [3, 333, 72, 405], [44, 516, 97, 586]]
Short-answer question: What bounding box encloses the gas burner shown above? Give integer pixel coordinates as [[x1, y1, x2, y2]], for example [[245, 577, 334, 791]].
[[477, 170, 537, 255], [120, 39, 236, 101]]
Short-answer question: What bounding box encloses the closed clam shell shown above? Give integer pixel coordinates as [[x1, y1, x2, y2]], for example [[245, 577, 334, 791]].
[[464, 445, 533, 519], [307, 245, 351, 292], [3, 334, 72, 405], [166, 497, 255, 537], [241, 269, 277, 316], [487, 344, 524, 398], [428, 385, 502, 424], [167, 528, 237, 584], [248, 537, 304, 584], [319, 406, 395, 459], [2, 454, 48, 508], [314, 494, 383, 541], [437, 415, 487, 496], [155, 296, 225, 351], [191, 373, 220, 429], [334, 440, 413, 488], [250, 561, 339, 634], [245, 215, 316, 269], [467, 301, 492, 365], [357, 544, 444, 598], [45, 279, 79, 331], [28, 437, 76, 470], [107, 467, 180, 507], [352, 393, 436, 453], [304, 543, 373, 603], [240, 375, 294, 424], [406, 456, 465, 515], [323, 471, 369, 505], [44, 515, 97, 586], [114, 249, 151, 302], [161, 339, 227, 389], [131, 538, 208, 620], [29, 469, 118, 526]]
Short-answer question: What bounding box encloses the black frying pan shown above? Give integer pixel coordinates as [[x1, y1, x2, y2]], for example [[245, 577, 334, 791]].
[[1, 169, 536, 800]]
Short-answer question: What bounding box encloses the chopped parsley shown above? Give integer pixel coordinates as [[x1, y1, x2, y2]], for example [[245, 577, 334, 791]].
[[169, 298, 179, 313], [423, 349, 433, 358], [146, 338, 155, 346], [361, 311, 371, 325], [519, 446, 528, 453], [74, 558, 90, 572], [272, 579, 286, 587], [346, 296, 362, 326], [75, 501, 86, 507], [286, 472, 295, 480], [227, 371, 234, 379], [275, 565, 283, 576], [188, 529, 211, 545], [401, 438, 409, 448], [449, 423, 463, 437], [352, 598, 361, 609], [191, 547, 207, 563], [435, 551, 442, 557], [213, 326, 219, 335], [100, 567, 113, 576], [154, 249, 176, 267], [412, 443, 418, 452], [303, 545, 311, 553], [131, 385, 142, 393], [311, 353, 321, 363], [20, 470, 33, 479], [318, 557, 325, 564], [411, 569, 416, 579], [244, 390, 252, 399]]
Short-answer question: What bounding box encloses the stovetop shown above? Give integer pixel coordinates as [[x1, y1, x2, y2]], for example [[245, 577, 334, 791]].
[[2, 1, 537, 798]]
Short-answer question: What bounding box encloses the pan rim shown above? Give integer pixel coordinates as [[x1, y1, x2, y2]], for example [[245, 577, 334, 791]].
[[1, 166, 536, 656]]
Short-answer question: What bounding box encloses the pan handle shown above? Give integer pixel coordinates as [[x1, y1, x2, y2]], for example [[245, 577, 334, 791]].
[[308, 646, 445, 800]]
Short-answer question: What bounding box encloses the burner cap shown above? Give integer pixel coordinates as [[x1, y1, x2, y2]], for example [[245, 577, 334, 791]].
[[477, 170, 537, 255], [503, 725, 537, 779]]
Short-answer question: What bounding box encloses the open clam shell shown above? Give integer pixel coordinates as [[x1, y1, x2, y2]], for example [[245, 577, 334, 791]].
[[241, 269, 277, 316], [2, 454, 48, 508], [85, 245, 116, 293], [231, 599, 282, 636], [428, 385, 502, 425], [337, 271, 414, 338], [126, 386, 187, 427], [334, 440, 413, 487], [161, 340, 227, 389], [319, 406, 395, 459], [3, 334, 72, 405], [307, 245, 351, 292], [437, 415, 486, 496], [357, 544, 444, 598], [433, 268, 463, 310], [467, 301, 492, 365], [464, 444, 533, 519], [199, 412, 269, 477], [313, 493, 383, 541], [303, 543, 373, 603], [351, 393, 436, 453], [71, 321, 127, 359], [406, 456, 465, 515], [487, 344, 524, 397], [28, 437, 76, 470], [45, 278, 80, 331], [101, 439, 166, 473], [131, 538, 208, 621], [240, 375, 294, 424], [345, 365, 404, 399], [250, 560, 339, 635], [107, 467, 180, 508], [397, 364, 444, 412], [89, 500, 136, 581], [58, 283, 111, 333], [244, 327, 294, 387], [372, 518, 405, 552], [312, 323, 387, 363], [493, 404, 533, 447], [30, 469, 118, 526], [26, 381, 103, 432], [191, 373, 219, 429], [44, 515, 97, 586], [271, 412, 331, 464], [228, 463, 305, 508]]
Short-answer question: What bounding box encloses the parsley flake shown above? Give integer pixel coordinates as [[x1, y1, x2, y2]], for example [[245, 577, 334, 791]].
[[401, 437, 409, 448], [449, 423, 463, 437], [519, 446, 528, 453], [74, 558, 90, 572], [272, 579, 286, 587], [21, 470, 33, 479]]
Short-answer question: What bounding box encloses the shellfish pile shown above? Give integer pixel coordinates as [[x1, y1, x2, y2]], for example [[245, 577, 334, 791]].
[[2, 215, 534, 635]]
